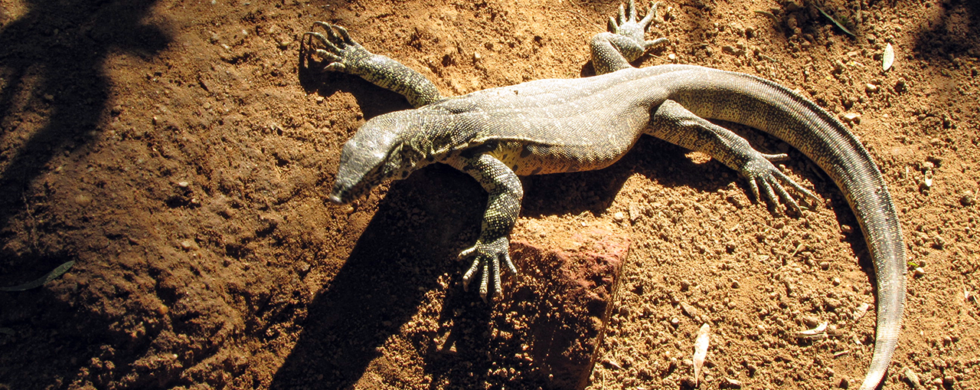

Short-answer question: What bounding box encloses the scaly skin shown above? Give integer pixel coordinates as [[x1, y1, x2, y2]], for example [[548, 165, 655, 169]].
[[301, 2, 905, 389]]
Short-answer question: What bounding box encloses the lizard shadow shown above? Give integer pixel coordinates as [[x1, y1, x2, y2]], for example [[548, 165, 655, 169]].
[[298, 65, 415, 120], [269, 164, 492, 389], [520, 135, 737, 220]]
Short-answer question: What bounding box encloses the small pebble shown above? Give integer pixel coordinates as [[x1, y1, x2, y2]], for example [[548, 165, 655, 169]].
[[628, 202, 642, 221], [904, 368, 921, 387], [824, 297, 842, 309], [602, 358, 622, 370], [680, 376, 697, 387], [297, 261, 311, 273], [853, 302, 870, 321], [913, 267, 925, 277], [74, 193, 93, 207], [177, 180, 190, 188], [895, 77, 907, 92], [724, 377, 742, 388], [680, 302, 698, 318], [865, 83, 879, 93], [619, 305, 630, 318], [828, 324, 841, 337], [680, 279, 692, 291], [803, 316, 821, 327], [613, 211, 625, 222], [961, 190, 975, 206]]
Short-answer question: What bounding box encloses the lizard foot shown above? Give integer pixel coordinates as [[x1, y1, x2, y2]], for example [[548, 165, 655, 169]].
[[740, 151, 820, 215], [300, 22, 370, 74], [458, 237, 519, 302], [608, 0, 668, 51]]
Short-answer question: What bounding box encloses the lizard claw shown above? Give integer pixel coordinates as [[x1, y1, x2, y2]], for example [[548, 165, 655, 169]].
[[459, 237, 518, 302], [645, 38, 669, 50], [742, 152, 820, 215], [611, 1, 660, 32], [301, 22, 369, 74], [638, 2, 660, 30], [619, 0, 651, 25]]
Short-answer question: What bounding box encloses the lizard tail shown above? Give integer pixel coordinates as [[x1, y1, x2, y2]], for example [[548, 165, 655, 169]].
[[667, 66, 906, 390]]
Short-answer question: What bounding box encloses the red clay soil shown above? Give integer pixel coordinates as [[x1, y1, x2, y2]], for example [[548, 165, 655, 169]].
[[0, 0, 978, 389]]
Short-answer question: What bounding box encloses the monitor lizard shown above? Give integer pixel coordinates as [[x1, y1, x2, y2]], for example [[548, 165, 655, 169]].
[[300, 2, 905, 389]]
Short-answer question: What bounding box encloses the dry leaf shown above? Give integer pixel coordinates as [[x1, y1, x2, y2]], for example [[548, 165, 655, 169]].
[[853, 302, 871, 321], [904, 368, 923, 389], [883, 43, 895, 71], [693, 323, 710, 386], [795, 321, 828, 338], [0, 260, 75, 291]]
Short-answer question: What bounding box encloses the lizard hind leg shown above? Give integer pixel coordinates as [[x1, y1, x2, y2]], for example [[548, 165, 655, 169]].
[[591, 1, 668, 74], [648, 99, 820, 215]]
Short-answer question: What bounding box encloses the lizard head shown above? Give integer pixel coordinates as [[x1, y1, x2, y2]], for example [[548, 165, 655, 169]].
[[329, 112, 430, 204]]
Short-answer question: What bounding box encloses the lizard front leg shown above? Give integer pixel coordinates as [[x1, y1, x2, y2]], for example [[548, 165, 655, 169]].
[[648, 100, 820, 214], [445, 153, 524, 302], [301, 22, 442, 107], [590, 0, 668, 75]]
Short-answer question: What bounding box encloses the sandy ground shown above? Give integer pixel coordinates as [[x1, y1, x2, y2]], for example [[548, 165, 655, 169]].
[[0, 0, 978, 388]]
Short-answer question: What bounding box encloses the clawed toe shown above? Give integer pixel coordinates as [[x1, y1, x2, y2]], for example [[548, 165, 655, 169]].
[[301, 22, 364, 73], [458, 238, 517, 302], [744, 153, 820, 216], [609, 0, 660, 33], [645, 37, 668, 50], [639, 2, 659, 29]]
